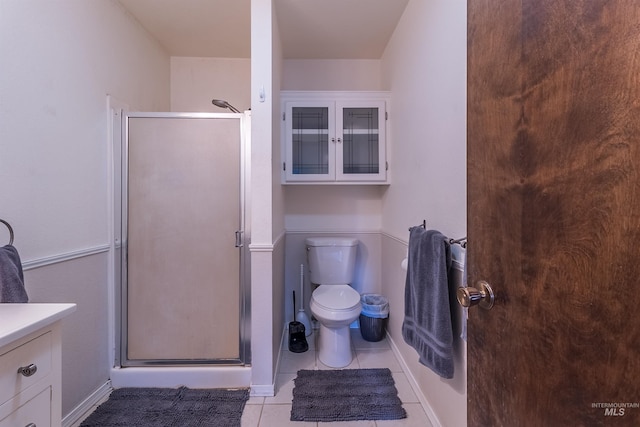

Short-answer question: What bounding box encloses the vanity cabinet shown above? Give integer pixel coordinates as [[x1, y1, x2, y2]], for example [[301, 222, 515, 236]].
[[0, 304, 76, 427], [282, 91, 389, 184]]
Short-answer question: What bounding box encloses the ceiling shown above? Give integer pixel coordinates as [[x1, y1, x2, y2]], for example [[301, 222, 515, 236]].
[[117, 0, 251, 58], [118, 0, 409, 59]]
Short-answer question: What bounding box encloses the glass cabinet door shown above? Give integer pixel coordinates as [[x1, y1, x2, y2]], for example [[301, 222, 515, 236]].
[[285, 102, 335, 181], [283, 98, 387, 183], [336, 101, 386, 181]]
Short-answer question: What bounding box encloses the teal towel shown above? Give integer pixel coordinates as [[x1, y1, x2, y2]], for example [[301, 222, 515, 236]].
[[402, 227, 453, 378]]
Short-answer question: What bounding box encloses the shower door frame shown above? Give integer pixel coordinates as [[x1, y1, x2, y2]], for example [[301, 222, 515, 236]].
[[115, 111, 251, 367]]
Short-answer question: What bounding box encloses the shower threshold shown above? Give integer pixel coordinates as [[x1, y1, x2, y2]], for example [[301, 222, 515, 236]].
[[110, 365, 251, 389]]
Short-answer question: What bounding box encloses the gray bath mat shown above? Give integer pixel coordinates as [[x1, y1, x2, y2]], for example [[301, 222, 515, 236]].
[[80, 386, 249, 427], [290, 368, 407, 422]]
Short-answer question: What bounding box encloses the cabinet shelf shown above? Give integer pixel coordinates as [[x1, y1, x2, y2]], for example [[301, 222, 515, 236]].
[[292, 129, 330, 134], [343, 129, 379, 134]]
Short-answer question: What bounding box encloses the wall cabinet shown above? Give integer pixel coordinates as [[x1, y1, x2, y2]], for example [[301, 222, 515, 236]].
[[0, 304, 76, 427], [282, 91, 389, 184]]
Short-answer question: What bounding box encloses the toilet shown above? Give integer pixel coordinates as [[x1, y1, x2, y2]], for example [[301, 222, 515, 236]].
[[306, 237, 361, 368]]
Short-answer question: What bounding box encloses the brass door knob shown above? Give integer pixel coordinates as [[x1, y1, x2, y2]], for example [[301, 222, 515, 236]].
[[457, 280, 494, 310]]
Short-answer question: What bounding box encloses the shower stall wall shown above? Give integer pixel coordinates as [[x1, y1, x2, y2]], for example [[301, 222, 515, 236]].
[[111, 112, 251, 387]]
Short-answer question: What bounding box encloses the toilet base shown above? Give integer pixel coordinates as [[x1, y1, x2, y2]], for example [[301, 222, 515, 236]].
[[318, 323, 353, 368]]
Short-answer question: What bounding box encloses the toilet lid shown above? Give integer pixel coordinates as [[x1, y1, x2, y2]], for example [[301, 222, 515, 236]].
[[312, 285, 361, 310]]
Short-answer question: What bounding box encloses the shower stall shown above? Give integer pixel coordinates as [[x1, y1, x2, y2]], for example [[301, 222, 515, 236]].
[[111, 111, 251, 388]]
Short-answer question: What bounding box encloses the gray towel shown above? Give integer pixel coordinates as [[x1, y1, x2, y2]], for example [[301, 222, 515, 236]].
[[0, 245, 28, 303], [402, 227, 453, 378]]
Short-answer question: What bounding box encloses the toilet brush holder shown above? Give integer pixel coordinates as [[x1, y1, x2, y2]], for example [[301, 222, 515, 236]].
[[295, 264, 312, 336], [288, 290, 308, 353]]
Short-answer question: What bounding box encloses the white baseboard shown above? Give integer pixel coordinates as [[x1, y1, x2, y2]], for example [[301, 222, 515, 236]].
[[62, 380, 112, 427], [272, 324, 286, 386], [386, 333, 442, 427], [250, 383, 275, 397]]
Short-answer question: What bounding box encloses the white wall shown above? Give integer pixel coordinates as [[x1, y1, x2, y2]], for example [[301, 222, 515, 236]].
[[0, 0, 170, 417], [282, 59, 382, 91], [270, 0, 286, 387], [271, 6, 285, 243], [380, 0, 466, 241], [250, 0, 280, 395], [380, 1, 467, 426], [284, 186, 383, 232], [170, 57, 251, 112], [0, 0, 169, 260]]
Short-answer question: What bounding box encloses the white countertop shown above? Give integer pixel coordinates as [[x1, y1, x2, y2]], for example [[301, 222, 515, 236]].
[[0, 303, 77, 348]]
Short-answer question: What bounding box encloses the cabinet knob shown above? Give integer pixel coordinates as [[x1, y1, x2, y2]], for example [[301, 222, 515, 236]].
[[17, 363, 38, 377], [25, 424, 37, 427]]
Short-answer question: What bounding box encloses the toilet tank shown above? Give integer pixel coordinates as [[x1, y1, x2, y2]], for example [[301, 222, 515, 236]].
[[305, 237, 359, 285]]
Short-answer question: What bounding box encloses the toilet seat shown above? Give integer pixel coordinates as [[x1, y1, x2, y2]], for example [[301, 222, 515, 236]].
[[312, 285, 360, 311]]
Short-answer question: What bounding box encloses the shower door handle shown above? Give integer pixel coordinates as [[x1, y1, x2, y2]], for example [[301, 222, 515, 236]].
[[235, 231, 244, 248]]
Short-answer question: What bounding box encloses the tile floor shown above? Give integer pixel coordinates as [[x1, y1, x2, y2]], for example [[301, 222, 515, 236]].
[[72, 329, 433, 427], [241, 328, 433, 427]]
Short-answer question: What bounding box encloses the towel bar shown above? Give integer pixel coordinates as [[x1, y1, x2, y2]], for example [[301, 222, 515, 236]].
[[408, 220, 427, 231], [449, 237, 467, 248], [408, 221, 467, 248], [1, 219, 14, 245]]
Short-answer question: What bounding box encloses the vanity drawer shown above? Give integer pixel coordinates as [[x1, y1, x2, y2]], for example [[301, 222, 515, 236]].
[[0, 387, 51, 427], [0, 332, 52, 404]]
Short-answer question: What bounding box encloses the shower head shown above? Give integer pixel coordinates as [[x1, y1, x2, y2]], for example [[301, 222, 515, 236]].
[[211, 99, 241, 113]]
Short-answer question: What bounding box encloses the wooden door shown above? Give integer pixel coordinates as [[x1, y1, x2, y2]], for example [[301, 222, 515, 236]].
[[467, 1, 640, 425]]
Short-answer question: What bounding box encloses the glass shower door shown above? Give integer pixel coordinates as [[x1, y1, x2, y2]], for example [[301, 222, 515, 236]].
[[122, 114, 246, 365]]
